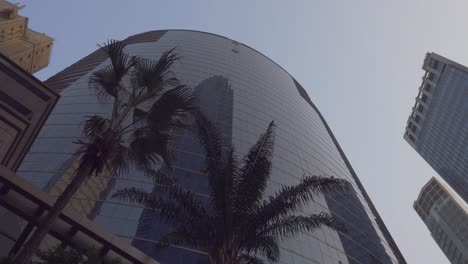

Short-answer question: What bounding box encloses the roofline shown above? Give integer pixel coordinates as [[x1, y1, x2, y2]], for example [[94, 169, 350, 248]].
[[414, 176, 437, 204], [0, 52, 59, 97], [123, 29, 295, 80], [428, 52, 468, 73]]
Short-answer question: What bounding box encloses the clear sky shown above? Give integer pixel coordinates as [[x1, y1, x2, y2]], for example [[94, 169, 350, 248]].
[[21, 1, 468, 263]]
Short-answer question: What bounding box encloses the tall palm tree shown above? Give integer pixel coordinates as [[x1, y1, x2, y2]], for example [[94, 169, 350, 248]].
[[13, 41, 198, 264], [113, 114, 348, 264]]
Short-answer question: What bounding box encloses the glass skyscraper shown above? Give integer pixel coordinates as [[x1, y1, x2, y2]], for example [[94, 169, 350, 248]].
[[414, 177, 468, 263], [18, 30, 405, 263], [404, 52, 468, 203]]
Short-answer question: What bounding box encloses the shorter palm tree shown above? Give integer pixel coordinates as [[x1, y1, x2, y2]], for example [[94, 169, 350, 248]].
[[113, 115, 348, 264]]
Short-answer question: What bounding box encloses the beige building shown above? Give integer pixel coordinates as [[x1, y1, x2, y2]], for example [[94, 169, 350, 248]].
[[0, 0, 53, 73]]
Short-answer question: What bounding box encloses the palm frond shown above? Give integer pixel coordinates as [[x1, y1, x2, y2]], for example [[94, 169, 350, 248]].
[[130, 48, 180, 104], [157, 230, 210, 249], [142, 85, 198, 130], [260, 213, 341, 239], [129, 127, 171, 169], [142, 167, 175, 186], [156, 231, 190, 248], [242, 235, 279, 263], [112, 187, 164, 209], [106, 142, 131, 177], [254, 175, 348, 227], [112, 185, 206, 229], [99, 40, 133, 80], [88, 65, 120, 102], [239, 254, 265, 264], [235, 121, 276, 212], [195, 112, 233, 215], [219, 147, 238, 223], [82, 115, 111, 140], [76, 128, 125, 176], [127, 85, 198, 169], [160, 184, 207, 221], [88, 40, 133, 103]]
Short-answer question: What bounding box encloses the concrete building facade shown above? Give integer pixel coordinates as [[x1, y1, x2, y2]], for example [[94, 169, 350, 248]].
[[404, 52, 468, 203], [19, 30, 405, 263], [0, 53, 58, 172], [414, 177, 468, 263], [0, 0, 53, 73]]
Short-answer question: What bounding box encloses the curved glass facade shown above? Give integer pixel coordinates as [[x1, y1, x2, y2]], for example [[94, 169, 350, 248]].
[[18, 30, 405, 264]]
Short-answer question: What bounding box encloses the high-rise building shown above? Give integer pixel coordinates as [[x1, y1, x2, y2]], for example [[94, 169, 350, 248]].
[[19, 30, 405, 263], [404, 52, 468, 203], [0, 0, 53, 73], [414, 177, 468, 263]]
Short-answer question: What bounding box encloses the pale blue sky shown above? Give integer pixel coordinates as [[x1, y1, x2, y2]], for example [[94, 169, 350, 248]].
[[22, 1, 468, 263]]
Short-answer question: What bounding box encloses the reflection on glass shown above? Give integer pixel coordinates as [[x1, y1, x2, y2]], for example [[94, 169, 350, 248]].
[[18, 30, 404, 264], [131, 76, 233, 263]]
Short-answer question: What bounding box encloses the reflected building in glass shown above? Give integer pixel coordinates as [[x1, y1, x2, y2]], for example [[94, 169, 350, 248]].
[[404, 52, 468, 203], [18, 30, 405, 263]]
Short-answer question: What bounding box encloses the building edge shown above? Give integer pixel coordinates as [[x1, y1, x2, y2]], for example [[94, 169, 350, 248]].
[[0, 52, 59, 171], [293, 78, 407, 263]]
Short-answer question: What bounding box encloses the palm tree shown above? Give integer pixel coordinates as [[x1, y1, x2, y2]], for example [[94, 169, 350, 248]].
[[12, 41, 198, 264], [113, 114, 348, 264]]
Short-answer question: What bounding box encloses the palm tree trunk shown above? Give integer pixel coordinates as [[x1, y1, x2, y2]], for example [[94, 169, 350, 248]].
[[12, 160, 93, 264]]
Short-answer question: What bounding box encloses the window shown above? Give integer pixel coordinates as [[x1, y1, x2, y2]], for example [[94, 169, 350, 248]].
[[429, 58, 439, 69], [415, 115, 421, 123], [424, 83, 431, 92], [417, 104, 424, 113], [411, 125, 417, 133], [407, 122, 413, 130], [427, 72, 435, 81], [409, 135, 415, 142], [421, 94, 428, 103]]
